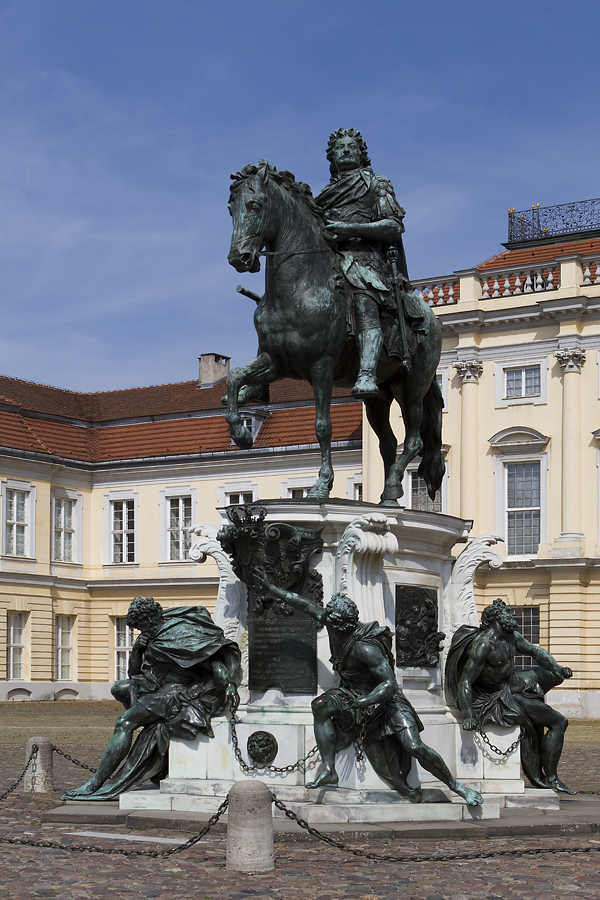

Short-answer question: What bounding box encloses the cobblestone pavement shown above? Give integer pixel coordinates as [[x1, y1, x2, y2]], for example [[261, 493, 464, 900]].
[[0, 704, 599, 899]]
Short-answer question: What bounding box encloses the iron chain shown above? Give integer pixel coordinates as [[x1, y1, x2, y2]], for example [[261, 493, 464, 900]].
[[52, 745, 98, 773], [0, 798, 229, 858], [229, 713, 319, 774], [0, 745, 37, 801], [271, 793, 600, 863], [476, 725, 524, 758]]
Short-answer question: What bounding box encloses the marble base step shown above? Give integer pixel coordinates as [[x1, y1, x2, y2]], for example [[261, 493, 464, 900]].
[[120, 787, 501, 823]]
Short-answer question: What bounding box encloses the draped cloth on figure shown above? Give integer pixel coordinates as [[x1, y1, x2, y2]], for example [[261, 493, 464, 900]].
[[316, 168, 425, 356], [324, 621, 424, 796], [445, 625, 564, 788], [87, 607, 241, 800]]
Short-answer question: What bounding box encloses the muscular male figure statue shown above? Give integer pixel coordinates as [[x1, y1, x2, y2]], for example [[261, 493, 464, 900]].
[[446, 598, 575, 793], [257, 569, 482, 806]]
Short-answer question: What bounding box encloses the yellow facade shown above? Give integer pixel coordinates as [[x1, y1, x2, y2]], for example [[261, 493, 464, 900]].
[[0, 443, 361, 700], [363, 248, 600, 715]]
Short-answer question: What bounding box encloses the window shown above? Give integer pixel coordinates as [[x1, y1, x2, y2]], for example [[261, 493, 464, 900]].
[[112, 499, 135, 563], [402, 463, 447, 513], [494, 358, 547, 408], [353, 483, 363, 502], [55, 615, 72, 680], [506, 365, 541, 399], [290, 487, 309, 500], [513, 606, 540, 671], [6, 612, 25, 679], [54, 498, 75, 562], [411, 473, 442, 513], [5, 489, 28, 557], [507, 462, 540, 555], [115, 617, 136, 680], [168, 496, 192, 560], [226, 491, 254, 506]]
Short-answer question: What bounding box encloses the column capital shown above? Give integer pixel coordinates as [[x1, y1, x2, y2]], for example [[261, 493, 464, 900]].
[[454, 359, 483, 383], [554, 348, 586, 373]]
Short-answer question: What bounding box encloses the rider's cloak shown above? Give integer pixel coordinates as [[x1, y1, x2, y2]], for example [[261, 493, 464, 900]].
[[316, 168, 426, 355]]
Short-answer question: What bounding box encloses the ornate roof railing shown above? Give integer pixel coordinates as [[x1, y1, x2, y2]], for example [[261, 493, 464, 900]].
[[508, 198, 600, 243]]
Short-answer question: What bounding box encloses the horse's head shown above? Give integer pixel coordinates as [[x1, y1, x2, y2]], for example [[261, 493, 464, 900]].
[[228, 160, 277, 273]]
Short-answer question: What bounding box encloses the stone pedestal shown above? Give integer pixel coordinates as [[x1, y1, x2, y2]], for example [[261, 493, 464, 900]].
[[118, 500, 556, 823]]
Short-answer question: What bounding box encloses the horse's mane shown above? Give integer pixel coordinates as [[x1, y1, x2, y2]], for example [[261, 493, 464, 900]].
[[230, 160, 335, 245]]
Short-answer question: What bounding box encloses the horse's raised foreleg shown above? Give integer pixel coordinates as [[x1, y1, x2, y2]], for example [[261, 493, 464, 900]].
[[364, 393, 396, 485], [225, 353, 278, 450], [307, 363, 335, 500], [380, 387, 424, 505]]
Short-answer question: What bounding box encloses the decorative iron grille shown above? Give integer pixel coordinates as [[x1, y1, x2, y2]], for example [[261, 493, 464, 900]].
[[508, 198, 600, 242]]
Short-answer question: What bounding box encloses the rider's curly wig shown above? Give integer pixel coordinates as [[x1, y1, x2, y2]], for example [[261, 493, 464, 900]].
[[126, 596, 163, 629], [326, 127, 371, 175], [481, 597, 515, 628]]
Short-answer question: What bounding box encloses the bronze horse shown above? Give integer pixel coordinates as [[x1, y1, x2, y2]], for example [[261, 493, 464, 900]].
[[226, 160, 444, 505]]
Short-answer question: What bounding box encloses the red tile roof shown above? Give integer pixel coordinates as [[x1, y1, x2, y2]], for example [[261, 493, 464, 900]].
[[477, 237, 600, 271], [0, 375, 351, 421], [255, 404, 362, 449], [0, 375, 361, 464]]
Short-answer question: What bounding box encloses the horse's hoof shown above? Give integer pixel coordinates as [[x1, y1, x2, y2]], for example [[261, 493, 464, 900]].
[[231, 428, 253, 450], [352, 372, 380, 399]]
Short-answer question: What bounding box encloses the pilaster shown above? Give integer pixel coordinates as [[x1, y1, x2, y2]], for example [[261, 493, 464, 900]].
[[553, 348, 586, 556], [453, 359, 483, 524]]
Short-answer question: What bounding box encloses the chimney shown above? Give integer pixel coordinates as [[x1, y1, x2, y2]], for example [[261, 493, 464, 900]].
[[198, 352, 231, 386]]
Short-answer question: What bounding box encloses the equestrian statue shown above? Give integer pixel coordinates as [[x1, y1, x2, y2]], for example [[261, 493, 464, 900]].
[[226, 128, 444, 505]]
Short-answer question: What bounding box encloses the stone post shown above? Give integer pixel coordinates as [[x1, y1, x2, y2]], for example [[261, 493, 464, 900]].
[[454, 359, 483, 524], [24, 736, 54, 793], [554, 348, 586, 552], [226, 780, 274, 873]]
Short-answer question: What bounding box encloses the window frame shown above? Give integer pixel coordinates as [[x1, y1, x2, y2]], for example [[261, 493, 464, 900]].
[[103, 491, 139, 566], [55, 614, 73, 681], [6, 611, 27, 680], [493, 451, 548, 558], [51, 488, 82, 565], [218, 481, 258, 511], [511, 605, 541, 671], [1, 479, 36, 559], [279, 475, 318, 499], [114, 616, 137, 681], [402, 459, 449, 514], [158, 487, 197, 563], [494, 356, 548, 408]]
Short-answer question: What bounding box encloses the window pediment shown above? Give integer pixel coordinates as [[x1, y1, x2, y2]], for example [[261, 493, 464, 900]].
[[489, 427, 550, 455]]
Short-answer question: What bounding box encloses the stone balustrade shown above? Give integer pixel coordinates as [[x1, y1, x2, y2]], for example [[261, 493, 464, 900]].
[[412, 276, 459, 306], [480, 264, 560, 298], [582, 258, 600, 285]]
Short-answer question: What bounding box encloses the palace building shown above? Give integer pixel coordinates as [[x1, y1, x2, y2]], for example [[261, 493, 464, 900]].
[[0, 354, 361, 700], [2, 198, 600, 716]]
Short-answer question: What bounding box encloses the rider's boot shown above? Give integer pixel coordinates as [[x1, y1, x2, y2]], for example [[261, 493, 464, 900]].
[[352, 328, 383, 399]]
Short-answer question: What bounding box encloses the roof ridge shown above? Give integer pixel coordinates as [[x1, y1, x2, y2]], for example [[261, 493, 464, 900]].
[[0, 374, 202, 398]]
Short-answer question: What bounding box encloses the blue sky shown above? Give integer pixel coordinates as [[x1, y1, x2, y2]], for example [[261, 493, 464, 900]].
[[0, 0, 599, 391]]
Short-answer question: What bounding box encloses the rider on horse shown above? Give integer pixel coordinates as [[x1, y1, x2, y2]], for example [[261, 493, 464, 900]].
[[316, 128, 425, 400]]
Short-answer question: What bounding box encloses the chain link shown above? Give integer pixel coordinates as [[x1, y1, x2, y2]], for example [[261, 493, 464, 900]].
[[475, 725, 524, 758], [229, 713, 319, 774], [0, 798, 229, 858], [0, 745, 38, 801], [271, 793, 600, 863], [52, 745, 98, 773]]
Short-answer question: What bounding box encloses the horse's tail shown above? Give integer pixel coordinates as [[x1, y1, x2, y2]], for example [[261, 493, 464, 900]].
[[417, 377, 445, 500]]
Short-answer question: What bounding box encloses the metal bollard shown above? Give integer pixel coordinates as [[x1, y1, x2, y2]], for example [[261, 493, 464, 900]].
[[24, 736, 54, 793], [226, 780, 274, 873]]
